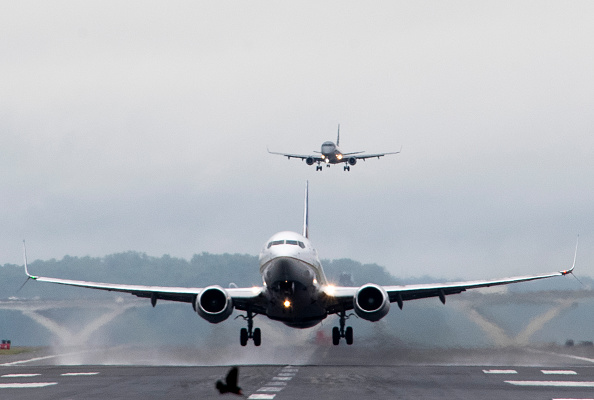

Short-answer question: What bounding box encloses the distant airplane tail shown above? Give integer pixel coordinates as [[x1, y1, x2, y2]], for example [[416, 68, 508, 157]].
[[336, 124, 340, 147], [303, 181, 309, 238]]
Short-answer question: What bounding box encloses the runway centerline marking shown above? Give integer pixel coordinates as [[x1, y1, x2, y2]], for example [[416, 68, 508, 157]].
[[1, 374, 41, 378], [248, 395, 276, 400], [483, 369, 517, 374], [258, 387, 284, 392], [541, 370, 577, 375], [0, 382, 58, 389], [506, 381, 594, 387]]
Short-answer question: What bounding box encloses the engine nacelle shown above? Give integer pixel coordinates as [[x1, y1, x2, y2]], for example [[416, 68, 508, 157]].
[[306, 156, 315, 165], [195, 285, 234, 323], [353, 284, 390, 322], [348, 157, 357, 166]]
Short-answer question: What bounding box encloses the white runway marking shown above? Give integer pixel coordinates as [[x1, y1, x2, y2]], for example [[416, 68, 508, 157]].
[[272, 376, 292, 381], [0, 355, 58, 366], [277, 373, 295, 376], [61, 372, 100, 376], [0, 382, 58, 389], [248, 395, 276, 399], [506, 381, 594, 387], [258, 387, 284, 392], [1, 374, 41, 378], [483, 369, 518, 374], [541, 370, 578, 375]]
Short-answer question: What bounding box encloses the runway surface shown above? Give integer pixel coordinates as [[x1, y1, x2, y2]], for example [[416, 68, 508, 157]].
[[3, 344, 594, 399]]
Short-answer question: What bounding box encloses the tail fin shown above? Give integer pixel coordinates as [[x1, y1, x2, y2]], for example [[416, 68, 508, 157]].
[[336, 124, 340, 147], [302, 181, 309, 238]]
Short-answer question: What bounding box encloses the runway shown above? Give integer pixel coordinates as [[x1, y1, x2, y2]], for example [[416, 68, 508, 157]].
[[3, 345, 594, 399]]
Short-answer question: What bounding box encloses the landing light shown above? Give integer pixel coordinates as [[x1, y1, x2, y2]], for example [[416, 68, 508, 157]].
[[325, 285, 336, 296], [337, 154, 343, 160], [283, 299, 291, 308], [321, 155, 325, 159], [251, 286, 260, 294]]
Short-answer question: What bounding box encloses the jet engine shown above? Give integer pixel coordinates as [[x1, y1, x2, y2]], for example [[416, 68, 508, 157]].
[[195, 285, 234, 323], [306, 157, 315, 165], [348, 157, 357, 166], [353, 284, 390, 321]]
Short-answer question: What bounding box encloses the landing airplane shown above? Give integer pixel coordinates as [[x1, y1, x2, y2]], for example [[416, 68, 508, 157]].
[[23, 183, 576, 346], [267, 125, 401, 171]]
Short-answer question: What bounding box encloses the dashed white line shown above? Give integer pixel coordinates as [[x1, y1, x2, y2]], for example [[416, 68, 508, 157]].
[[61, 372, 100, 376], [541, 370, 577, 375], [258, 387, 284, 392], [0, 382, 58, 389], [483, 369, 518, 374], [1, 374, 41, 378], [248, 395, 276, 400], [506, 381, 594, 387], [272, 376, 292, 381]]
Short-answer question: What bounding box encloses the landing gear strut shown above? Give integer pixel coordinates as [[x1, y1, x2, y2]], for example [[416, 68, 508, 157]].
[[237, 309, 261, 346], [332, 310, 354, 345]]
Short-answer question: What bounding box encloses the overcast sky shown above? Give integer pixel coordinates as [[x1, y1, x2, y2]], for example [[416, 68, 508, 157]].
[[1, 1, 593, 281]]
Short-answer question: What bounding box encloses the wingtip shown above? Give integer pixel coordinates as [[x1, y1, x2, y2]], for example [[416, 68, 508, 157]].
[[22, 240, 36, 279]]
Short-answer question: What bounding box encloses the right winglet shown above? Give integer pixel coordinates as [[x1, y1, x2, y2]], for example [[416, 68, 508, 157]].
[[22, 240, 37, 279], [562, 235, 579, 276]]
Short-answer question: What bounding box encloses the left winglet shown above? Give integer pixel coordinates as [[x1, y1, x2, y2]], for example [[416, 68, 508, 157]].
[[561, 235, 579, 276]]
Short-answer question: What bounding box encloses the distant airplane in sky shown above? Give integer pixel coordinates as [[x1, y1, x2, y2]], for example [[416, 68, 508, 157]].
[[268, 125, 401, 171], [23, 183, 576, 346]]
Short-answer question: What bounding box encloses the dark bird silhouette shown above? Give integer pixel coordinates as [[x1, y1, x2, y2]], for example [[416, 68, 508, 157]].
[[216, 366, 243, 396]]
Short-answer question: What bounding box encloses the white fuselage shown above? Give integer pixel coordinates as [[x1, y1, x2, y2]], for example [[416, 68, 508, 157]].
[[258, 231, 329, 328], [320, 141, 344, 164]]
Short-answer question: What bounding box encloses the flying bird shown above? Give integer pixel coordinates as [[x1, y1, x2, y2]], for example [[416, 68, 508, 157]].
[[216, 366, 243, 396]]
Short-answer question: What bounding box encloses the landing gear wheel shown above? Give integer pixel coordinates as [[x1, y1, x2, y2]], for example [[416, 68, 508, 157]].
[[253, 328, 261, 346], [332, 327, 340, 345], [345, 326, 353, 345], [240, 328, 248, 346], [344, 165, 350, 171]]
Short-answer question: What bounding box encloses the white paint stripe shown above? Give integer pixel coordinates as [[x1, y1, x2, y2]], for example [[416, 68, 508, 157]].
[[542, 370, 577, 375], [483, 369, 517, 374], [2, 374, 41, 378], [272, 376, 291, 381], [0, 355, 58, 366], [266, 382, 286, 386], [248, 394, 276, 400], [258, 387, 284, 392], [61, 372, 99, 376], [0, 382, 58, 389], [506, 381, 594, 387], [277, 373, 295, 376], [282, 368, 298, 372]]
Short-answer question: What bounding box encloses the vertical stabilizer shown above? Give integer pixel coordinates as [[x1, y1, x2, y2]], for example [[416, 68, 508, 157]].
[[303, 181, 309, 238], [336, 124, 340, 147]]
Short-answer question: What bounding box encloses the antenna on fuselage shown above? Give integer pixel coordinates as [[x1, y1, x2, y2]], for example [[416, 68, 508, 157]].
[[336, 124, 340, 147], [303, 181, 309, 239]]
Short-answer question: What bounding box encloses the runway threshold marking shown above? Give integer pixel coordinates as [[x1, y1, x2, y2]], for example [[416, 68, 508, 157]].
[[506, 381, 594, 387], [483, 369, 517, 374], [541, 370, 577, 375], [0, 382, 58, 389], [1, 374, 41, 378]]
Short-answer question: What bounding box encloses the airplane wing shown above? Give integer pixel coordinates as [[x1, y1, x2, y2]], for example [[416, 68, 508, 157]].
[[23, 260, 265, 311], [323, 266, 575, 314], [267, 148, 322, 162], [346, 148, 402, 160]]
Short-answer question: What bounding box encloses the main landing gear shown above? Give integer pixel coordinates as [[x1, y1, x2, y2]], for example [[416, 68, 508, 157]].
[[332, 310, 354, 345], [343, 165, 350, 171], [237, 309, 261, 346]]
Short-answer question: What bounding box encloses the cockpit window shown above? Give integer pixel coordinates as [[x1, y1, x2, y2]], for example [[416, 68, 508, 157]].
[[267, 239, 305, 249], [267, 240, 285, 248]]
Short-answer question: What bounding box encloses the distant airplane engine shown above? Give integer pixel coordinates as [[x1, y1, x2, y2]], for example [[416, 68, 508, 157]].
[[353, 284, 390, 321], [306, 157, 315, 165], [348, 157, 357, 166], [195, 285, 234, 323]]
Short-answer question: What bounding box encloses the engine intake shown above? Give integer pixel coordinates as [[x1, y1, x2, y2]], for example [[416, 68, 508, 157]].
[[306, 156, 315, 165], [195, 285, 233, 323], [348, 157, 357, 166], [353, 284, 390, 321]]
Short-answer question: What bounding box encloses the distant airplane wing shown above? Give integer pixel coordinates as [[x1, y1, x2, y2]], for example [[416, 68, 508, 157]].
[[347, 148, 402, 160], [323, 266, 575, 314], [267, 148, 322, 162]]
